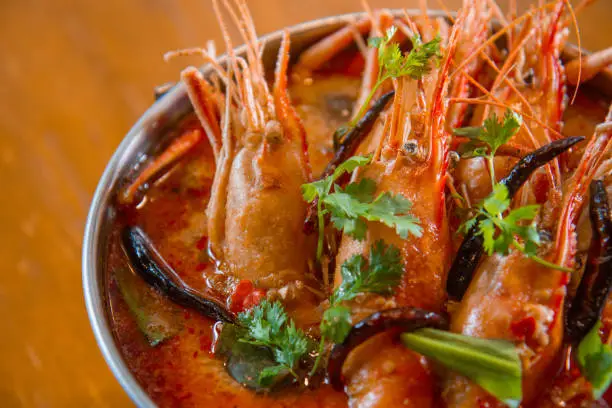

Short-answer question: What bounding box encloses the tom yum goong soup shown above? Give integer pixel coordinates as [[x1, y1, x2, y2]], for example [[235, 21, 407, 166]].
[[100, 0, 612, 406]]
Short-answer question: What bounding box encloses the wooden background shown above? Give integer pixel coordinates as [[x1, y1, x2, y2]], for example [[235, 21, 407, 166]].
[[0, 0, 610, 406]]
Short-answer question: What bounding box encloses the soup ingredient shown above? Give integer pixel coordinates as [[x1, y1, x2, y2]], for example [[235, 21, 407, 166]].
[[114, 266, 182, 346], [349, 27, 442, 127], [322, 240, 404, 343], [444, 107, 611, 406], [326, 308, 449, 389], [458, 183, 571, 271], [330, 13, 459, 407], [327, 91, 394, 169], [293, 17, 372, 77], [121, 225, 235, 323], [333, 26, 442, 147], [302, 155, 421, 259], [303, 90, 395, 234], [235, 300, 310, 386], [577, 321, 612, 399], [565, 180, 612, 343], [309, 241, 404, 375], [401, 329, 522, 408], [447, 135, 585, 300], [178, 4, 318, 303], [566, 46, 612, 85], [454, 109, 523, 188]]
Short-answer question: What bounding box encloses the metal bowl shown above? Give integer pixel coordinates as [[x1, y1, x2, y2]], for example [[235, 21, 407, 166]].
[[82, 10, 612, 408]]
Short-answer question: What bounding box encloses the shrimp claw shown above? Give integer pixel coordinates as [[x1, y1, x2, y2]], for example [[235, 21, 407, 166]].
[[447, 136, 586, 301]]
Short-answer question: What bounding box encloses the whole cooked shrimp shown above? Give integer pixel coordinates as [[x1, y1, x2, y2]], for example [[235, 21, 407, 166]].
[[444, 102, 612, 407], [452, 0, 574, 209], [177, 0, 319, 324], [329, 13, 462, 408]]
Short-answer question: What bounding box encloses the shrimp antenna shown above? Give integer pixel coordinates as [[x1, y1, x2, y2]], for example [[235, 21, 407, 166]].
[[564, 0, 582, 104], [450, 1, 560, 80]]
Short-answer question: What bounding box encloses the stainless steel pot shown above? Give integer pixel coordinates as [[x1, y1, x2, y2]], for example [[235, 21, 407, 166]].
[[82, 10, 612, 408]]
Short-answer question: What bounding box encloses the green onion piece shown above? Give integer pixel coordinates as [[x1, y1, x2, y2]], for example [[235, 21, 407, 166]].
[[401, 328, 522, 408]]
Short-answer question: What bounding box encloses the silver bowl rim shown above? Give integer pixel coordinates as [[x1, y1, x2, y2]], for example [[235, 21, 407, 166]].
[[82, 9, 611, 408]]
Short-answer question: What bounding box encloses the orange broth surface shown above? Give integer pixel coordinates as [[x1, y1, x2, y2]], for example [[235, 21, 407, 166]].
[[106, 66, 610, 407]]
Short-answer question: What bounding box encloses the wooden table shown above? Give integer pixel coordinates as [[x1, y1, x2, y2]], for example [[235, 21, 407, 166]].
[[0, 0, 610, 406]]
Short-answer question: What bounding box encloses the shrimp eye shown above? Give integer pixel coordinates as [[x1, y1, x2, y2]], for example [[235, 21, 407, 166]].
[[403, 140, 419, 155], [523, 68, 535, 86], [265, 121, 283, 145]]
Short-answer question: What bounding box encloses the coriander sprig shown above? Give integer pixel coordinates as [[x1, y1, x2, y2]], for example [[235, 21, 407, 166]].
[[577, 321, 612, 399], [455, 110, 570, 271], [334, 27, 442, 147], [454, 108, 522, 189], [302, 155, 422, 260], [310, 241, 404, 374], [458, 183, 571, 272], [353, 27, 442, 126], [237, 299, 310, 385]]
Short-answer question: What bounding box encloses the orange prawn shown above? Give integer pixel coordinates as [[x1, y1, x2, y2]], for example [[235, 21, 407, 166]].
[[444, 105, 612, 407], [177, 0, 319, 325], [329, 12, 462, 408]]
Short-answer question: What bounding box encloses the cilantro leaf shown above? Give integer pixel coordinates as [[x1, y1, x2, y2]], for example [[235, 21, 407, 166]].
[[577, 321, 612, 399], [321, 241, 404, 345], [331, 240, 404, 318], [460, 181, 570, 271], [301, 156, 421, 259], [366, 192, 423, 239], [237, 300, 310, 385], [311, 241, 405, 374], [483, 183, 510, 215], [348, 26, 441, 127], [454, 109, 522, 158], [370, 27, 443, 82], [361, 240, 403, 295], [344, 178, 377, 202], [325, 181, 422, 241], [302, 156, 372, 204], [321, 305, 352, 344]]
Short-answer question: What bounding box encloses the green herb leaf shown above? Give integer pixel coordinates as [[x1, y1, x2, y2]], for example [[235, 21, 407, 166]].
[[321, 241, 403, 345], [302, 155, 420, 259], [348, 26, 441, 127], [114, 266, 182, 347], [335, 240, 404, 303], [370, 27, 443, 81], [321, 305, 353, 344], [237, 300, 309, 385], [401, 329, 522, 408], [482, 183, 510, 215], [458, 182, 570, 271], [577, 321, 612, 399], [366, 192, 423, 239], [325, 182, 422, 241], [454, 109, 522, 158]]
